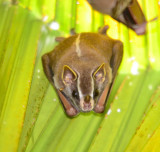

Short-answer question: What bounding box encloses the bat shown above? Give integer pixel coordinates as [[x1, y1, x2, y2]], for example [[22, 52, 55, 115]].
[[87, 0, 147, 35], [42, 26, 123, 117]]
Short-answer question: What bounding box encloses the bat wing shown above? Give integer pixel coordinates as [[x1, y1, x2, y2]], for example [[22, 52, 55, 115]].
[[94, 40, 123, 113], [57, 90, 79, 117], [87, 0, 146, 35], [42, 53, 79, 117]]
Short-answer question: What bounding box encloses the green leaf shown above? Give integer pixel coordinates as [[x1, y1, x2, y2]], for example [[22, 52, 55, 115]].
[[0, 0, 160, 152]]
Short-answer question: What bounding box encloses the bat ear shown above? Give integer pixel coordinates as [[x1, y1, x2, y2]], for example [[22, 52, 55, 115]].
[[62, 65, 77, 85], [93, 63, 106, 83]]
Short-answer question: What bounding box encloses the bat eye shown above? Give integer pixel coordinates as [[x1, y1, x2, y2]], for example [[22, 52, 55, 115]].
[[94, 89, 99, 98], [72, 90, 79, 100]]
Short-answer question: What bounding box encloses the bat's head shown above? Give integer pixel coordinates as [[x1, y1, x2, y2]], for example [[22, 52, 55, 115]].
[[42, 33, 123, 117], [58, 62, 112, 114]]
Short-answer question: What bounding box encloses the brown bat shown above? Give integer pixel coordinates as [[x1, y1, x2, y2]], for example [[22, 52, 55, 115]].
[[42, 26, 123, 117], [87, 0, 147, 35]]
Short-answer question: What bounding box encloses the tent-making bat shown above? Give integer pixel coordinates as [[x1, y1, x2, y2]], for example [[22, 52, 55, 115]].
[[87, 0, 147, 35], [42, 26, 123, 117]]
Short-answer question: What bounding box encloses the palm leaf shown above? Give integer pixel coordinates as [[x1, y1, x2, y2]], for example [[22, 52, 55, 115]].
[[0, 0, 160, 152]]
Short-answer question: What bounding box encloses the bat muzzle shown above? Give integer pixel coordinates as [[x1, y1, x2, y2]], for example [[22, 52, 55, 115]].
[[80, 95, 94, 112]]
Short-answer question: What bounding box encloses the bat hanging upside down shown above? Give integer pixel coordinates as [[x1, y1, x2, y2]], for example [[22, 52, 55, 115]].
[[87, 0, 148, 35], [42, 26, 123, 117]]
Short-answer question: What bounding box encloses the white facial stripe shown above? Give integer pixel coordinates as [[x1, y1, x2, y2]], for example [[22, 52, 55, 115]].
[[75, 34, 81, 57], [77, 71, 94, 99], [80, 99, 83, 109], [77, 76, 83, 99], [77, 72, 95, 111], [90, 73, 94, 98]]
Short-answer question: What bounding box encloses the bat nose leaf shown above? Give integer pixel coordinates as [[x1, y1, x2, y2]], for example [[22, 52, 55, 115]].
[[84, 95, 91, 103]]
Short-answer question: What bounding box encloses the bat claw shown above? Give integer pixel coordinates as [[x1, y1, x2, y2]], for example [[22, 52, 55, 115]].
[[70, 28, 77, 35], [98, 25, 109, 35]]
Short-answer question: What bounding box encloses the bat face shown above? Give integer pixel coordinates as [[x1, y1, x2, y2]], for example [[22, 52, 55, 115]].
[[42, 27, 123, 117], [58, 63, 112, 113]]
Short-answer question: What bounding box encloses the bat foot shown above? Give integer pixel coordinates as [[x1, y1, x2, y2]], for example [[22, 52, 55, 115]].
[[70, 28, 77, 35], [94, 105, 105, 113], [98, 25, 109, 35]]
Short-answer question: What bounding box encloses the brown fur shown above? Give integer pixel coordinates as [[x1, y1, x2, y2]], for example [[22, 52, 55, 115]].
[[42, 31, 123, 117]]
